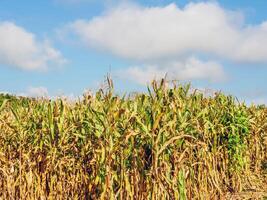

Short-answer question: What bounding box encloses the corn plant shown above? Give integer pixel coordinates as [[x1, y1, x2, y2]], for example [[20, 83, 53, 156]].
[[0, 79, 266, 199]]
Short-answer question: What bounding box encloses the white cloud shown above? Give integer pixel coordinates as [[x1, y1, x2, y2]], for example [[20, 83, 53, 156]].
[[24, 86, 49, 97], [68, 2, 267, 63], [2, 86, 91, 102], [17, 86, 82, 101], [247, 97, 267, 105], [0, 91, 9, 95], [116, 57, 226, 85], [241, 89, 267, 105], [0, 21, 66, 70]]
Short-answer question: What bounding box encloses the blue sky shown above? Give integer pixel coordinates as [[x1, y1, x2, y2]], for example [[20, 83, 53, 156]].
[[0, 0, 267, 104]]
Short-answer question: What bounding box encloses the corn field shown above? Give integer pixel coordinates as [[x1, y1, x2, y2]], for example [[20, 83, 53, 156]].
[[0, 79, 266, 199]]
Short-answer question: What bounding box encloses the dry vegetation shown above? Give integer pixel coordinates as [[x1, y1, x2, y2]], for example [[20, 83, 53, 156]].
[[0, 79, 266, 199]]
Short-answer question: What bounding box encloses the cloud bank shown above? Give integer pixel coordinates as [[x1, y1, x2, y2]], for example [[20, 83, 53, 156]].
[[26, 86, 49, 97], [116, 57, 226, 85], [66, 2, 267, 84], [70, 2, 267, 63], [0, 21, 65, 71], [16, 86, 48, 98]]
